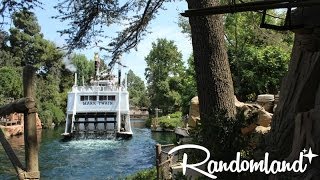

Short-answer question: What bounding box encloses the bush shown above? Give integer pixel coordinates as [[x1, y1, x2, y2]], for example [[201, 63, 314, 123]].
[[39, 110, 53, 128], [41, 102, 65, 125], [125, 167, 156, 180], [158, 111, 183, 129], [145, 117, 152, 128]]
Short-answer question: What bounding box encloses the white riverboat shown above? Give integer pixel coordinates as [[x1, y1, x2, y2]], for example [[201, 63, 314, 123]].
[[62, 53, 132, 139]]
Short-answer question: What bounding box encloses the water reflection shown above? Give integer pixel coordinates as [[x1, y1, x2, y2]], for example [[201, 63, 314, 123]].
[[0, 125, 175, 179]]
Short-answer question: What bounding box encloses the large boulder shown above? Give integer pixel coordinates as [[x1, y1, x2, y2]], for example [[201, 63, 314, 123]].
[[187, 96, 273, 134], [187, 96, 200, 128], [0, 113, 42, 137]]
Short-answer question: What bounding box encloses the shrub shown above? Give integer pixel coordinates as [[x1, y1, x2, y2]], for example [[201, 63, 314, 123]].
[[157, 111, 183, 129], [125, 167, 156, 180]]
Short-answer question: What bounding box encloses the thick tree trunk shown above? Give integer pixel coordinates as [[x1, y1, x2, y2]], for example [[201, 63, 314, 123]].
[[186, 0, 236, 119], [265, 7, 320, 179]]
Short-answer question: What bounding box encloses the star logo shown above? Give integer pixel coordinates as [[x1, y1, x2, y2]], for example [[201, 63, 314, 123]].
[[302, 148, 307, 154], [303, 148, 319, 164]]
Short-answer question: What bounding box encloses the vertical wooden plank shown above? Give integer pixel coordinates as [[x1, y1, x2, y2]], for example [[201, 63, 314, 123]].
[[156, 144, 161, 180], [23, 65, 39, 179]]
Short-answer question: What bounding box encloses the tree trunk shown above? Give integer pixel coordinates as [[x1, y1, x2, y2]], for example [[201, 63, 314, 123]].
[[265, 7, 320, 179], [186, 0, 236, 119]]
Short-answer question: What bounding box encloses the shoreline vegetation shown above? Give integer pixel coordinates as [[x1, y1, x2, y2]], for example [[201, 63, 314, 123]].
[[125, 167, 157, 180], [146, 111, 184, 131]]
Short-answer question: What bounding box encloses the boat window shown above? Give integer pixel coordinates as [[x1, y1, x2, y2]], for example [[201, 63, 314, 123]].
[[108, 95, 116, 101], [99, 96, 108, 101], [80, 96, 89, 101], [89, 96, 97, 101]]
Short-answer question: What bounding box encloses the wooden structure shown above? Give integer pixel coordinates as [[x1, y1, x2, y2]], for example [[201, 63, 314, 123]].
[[181, 0, 320, 31], [181, 0, 320, 179], [182, 0, 320, 17], [156, 144, 176, 180], [0, 65, 39, 179]]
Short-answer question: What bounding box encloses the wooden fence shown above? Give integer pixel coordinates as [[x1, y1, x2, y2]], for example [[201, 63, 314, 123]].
[[155, 144, 180, 180], [0, 65, 39, 179]]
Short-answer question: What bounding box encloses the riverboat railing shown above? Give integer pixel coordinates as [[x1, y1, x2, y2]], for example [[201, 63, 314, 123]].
[[0, 65, 39, 180], [72, 85, 126, 92]]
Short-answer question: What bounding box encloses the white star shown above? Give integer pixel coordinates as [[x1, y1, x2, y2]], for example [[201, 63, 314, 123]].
[[303, 148, 319, 164], [303, 148, 307, 154]]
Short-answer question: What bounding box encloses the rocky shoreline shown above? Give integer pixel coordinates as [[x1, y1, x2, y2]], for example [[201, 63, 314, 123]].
[[0, 113, 42, 138]]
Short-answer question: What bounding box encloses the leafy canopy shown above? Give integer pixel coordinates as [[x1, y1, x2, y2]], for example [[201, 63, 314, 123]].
[[145, 38, 184, 114]]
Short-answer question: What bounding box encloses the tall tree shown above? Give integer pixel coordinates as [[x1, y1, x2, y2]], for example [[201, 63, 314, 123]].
[[180, 55, 197, 114], [186, 0, 236, 119], [126, 69, 149, 107], [0, 0, 41, 26], [179, 11, 293, 101], [145, 38, 184, 114], [70, 53, 94, 85], [6, 9, 71, 126], [264, 7, 320, 179]]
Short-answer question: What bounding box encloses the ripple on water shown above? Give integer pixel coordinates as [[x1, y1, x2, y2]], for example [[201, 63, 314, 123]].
[[0, 127, 175, 179]]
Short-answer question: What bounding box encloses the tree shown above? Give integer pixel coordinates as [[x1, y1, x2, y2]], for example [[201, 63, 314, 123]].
[[145, 38, 184, 114], [0, 66, 23, 104], [70, 53, 94, 85], [179, 11, 293, 101], [0, 0, 41, 26], [225, 12, 292, 101], [126, 70, 149, 107], [263, 7, 320, 179], [180, 54, 197, 114], [186, 0, 236, 119], [5, 9, 72, 126]]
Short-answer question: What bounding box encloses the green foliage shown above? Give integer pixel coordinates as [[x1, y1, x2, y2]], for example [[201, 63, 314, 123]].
[[180, 55, 197, 114], [71, 54, 94, 85], [126, 69, 150, 107], [9, 9, 55, 67], [226, 12, 292, 101], [41, 102, 65, 125], [0, 9, 74, 127], [125, 167, 156, 180], [157, 112, 183, 129], [145, 38, 185, 114], [0, 66, 23, 102], [178, 12, 293, 102], [230, 45, 289, 101]]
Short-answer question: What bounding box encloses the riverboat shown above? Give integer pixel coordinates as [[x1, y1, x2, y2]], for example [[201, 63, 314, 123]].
[[62, 53, 132, 139]]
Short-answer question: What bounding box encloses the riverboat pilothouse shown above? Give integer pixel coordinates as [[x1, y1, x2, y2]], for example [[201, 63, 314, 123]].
[[62, 53, 132, 139]]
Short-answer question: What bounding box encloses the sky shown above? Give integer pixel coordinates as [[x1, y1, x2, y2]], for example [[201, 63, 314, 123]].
[[31, 1, 193, 81]]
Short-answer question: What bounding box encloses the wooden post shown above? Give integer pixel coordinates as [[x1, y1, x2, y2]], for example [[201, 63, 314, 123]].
[[23, 65, 39, 179], [156, 144, 161, 180]]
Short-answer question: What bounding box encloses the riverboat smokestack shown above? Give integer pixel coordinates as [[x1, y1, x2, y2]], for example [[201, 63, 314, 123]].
[[74, 73, 77, 86], [94, 53, 100, 79], [118, 69, 121, 86]]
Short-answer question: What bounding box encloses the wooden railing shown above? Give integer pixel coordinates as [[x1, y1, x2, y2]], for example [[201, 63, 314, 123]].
[[155, 144, 179, 179], [0, 65, 39, 180]]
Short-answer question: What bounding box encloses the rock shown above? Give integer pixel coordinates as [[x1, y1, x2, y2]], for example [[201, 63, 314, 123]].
[[0, 125, 23, 137], [0, 112, 42, 137], [187, 96, 200, 128], [255, 126, 271, 134], [187, 96, 273, 135], [256, 94, 275, 113]]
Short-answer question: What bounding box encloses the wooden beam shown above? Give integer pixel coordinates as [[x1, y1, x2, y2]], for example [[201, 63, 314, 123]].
[[181, 0, 320, 17], [0, 129, 25, 179], [23, 65, 39, 179], [0, 98, 35, 117]]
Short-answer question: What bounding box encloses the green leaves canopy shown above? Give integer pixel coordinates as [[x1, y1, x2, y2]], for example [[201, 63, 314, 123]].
[[145, 38, 184, 114]]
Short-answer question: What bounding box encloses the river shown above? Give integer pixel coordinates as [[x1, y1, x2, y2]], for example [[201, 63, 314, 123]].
[[0, 123, 175, 179]]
